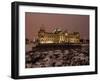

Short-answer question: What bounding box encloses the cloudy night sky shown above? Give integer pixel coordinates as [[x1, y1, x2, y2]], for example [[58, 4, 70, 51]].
[[25, 12, 89, 40]]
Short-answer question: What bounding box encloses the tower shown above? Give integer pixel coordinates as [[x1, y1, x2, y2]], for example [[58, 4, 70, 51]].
[[38, 25, 45, 37]]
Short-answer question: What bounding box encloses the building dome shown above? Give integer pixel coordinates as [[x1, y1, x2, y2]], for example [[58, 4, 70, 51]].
[[53, 28, 62, 33]]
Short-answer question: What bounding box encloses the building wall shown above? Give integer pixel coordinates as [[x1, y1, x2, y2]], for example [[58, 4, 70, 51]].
[[38, 29, 80, 44]]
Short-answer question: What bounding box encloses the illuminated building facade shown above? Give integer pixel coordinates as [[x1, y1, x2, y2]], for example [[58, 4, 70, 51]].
[[38, 28, 80, 44]]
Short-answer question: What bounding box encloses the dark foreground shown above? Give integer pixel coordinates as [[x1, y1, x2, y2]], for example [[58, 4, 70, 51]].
[[25, 44, 89, 68]]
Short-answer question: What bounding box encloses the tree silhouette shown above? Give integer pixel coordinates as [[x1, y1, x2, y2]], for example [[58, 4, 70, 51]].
[[26, 38, 29, 44]]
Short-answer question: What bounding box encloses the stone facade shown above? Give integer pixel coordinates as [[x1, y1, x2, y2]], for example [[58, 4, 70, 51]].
[[38, 28, 80, 44]]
